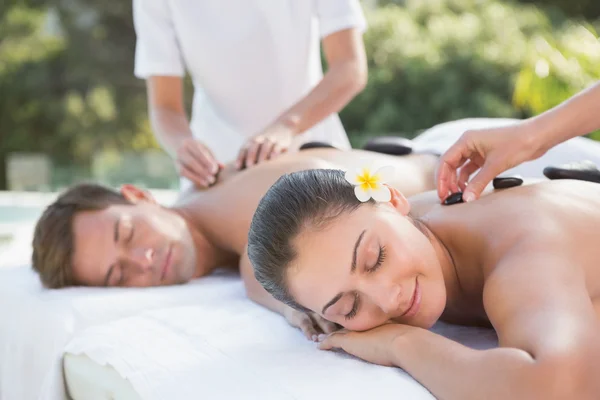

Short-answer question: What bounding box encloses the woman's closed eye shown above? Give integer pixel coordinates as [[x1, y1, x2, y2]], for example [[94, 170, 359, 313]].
[[366, 245, 386, 274], [344, 246, 386, 320], [345, 292, 360, 320]]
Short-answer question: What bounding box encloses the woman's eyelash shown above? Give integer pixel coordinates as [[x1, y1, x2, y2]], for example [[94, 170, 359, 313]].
[[345, 293, 360, 320], [344, 246, 386, 319], [367, 245, 386, 273]]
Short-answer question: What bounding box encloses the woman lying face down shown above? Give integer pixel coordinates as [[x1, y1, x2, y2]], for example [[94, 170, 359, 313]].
[[248, 169, 600, 400]]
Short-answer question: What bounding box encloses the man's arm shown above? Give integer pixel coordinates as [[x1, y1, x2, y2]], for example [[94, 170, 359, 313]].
[[239, 246, 338, 340]]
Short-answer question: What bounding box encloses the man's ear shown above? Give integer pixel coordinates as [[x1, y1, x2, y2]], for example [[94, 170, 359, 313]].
[[387, 185, 410, 216], [120, 184, 157, 204]]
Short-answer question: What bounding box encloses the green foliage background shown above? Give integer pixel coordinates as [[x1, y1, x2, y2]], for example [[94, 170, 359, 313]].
[[1, 0, 599, 189]]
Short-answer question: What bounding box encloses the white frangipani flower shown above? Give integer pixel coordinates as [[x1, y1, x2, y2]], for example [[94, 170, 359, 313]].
[[344, 164, 394, 203]]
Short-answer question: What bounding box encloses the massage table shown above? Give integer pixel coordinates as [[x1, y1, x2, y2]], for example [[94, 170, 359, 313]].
[[3, 118, 600, 400]]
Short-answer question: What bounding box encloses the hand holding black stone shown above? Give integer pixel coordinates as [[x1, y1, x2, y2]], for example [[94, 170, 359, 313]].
[[443, 192, 464, 205]]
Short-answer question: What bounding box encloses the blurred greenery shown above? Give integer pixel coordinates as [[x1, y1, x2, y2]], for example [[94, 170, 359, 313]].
[[1, 0, 599, 189], [0, 1, 160, 190], [342, 0, 600, 146]]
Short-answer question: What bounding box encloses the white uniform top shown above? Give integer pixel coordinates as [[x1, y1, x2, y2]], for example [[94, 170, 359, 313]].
[[133, 0, 367, 163]]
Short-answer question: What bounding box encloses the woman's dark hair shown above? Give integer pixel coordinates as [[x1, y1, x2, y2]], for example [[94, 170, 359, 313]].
[[247, 169, 374, 311]]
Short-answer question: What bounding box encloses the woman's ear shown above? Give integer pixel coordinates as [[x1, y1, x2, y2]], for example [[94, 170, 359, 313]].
[[387, 185, 410, 216], [120, 184, 157, 204]]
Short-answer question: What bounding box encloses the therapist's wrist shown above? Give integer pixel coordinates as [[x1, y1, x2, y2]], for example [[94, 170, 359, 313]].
[[522, 117, 556, 159], [275, 114, 302, 136], [171, 134, 197, 153]]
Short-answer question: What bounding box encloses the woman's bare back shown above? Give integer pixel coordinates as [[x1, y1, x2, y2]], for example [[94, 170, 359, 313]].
[[424, 179, 600, 325]]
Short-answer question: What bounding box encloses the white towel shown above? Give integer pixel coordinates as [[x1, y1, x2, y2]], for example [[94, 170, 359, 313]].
[[64, 270, 497, 400]]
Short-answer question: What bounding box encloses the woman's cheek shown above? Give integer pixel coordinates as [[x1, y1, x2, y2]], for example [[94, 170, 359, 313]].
[[351, 313, 385, 332]]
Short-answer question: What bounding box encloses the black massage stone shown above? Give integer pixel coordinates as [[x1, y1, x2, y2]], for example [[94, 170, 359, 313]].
[[492, 176, 524, 189], [443, 192, 464, 206], [362, 136, 414, 156], [299, 141, 337, 151], [543, 160, 600, 183]]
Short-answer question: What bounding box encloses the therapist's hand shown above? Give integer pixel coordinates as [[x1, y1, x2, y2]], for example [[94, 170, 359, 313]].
[[436, 122, 546, 202], [175, 137, 222, 188], [235, 121, 294, 170]]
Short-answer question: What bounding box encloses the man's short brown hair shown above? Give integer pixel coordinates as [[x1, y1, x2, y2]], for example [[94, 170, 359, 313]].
[[32, 183, 130, 288]]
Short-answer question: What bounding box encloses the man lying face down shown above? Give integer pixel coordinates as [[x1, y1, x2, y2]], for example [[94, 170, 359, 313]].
[[31, 145, 439, 338]]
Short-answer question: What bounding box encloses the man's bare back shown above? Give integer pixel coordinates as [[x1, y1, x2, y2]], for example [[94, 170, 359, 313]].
[[175, 148, 439, 260]]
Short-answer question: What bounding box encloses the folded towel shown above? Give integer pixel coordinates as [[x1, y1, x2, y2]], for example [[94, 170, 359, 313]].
[[64, 271, 497, 400]]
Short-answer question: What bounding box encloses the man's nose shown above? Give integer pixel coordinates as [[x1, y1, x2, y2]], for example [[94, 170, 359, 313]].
[[124, 247, 155, 271]]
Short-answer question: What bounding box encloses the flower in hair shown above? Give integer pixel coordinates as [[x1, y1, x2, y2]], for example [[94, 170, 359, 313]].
[[344, 164, 394, 203]]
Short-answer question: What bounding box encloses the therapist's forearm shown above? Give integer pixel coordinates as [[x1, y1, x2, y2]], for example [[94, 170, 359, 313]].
[[149, 106, 194, 159], [275, 61, 367, 135], [392, 326, 560, 400], [529, 81, 600, 152]]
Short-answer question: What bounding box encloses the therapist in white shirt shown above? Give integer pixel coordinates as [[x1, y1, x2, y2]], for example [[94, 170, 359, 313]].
[[133, 0, 368, 189]]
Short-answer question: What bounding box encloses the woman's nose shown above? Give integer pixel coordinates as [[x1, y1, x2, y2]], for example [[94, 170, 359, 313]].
[[372, 281, 402, 314]]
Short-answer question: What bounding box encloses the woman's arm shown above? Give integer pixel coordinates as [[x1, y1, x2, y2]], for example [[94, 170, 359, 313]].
[[147, 76, 220, 187], [320, 249, 600, 400], [530, 81, 600, 152], [235, 28, 367, 169], [147, 76, 193, 158], [275, 27, 367, 136], [239, 246, 337, 340]]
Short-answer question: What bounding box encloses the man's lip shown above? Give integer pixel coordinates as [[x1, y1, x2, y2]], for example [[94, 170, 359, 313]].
[[161, 246, 172, 281], [400, 278, 421, 318]]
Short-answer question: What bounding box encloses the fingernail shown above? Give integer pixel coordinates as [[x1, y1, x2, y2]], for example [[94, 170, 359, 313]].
[[317, 334, 327, 342], [463, 192, 475, 202], [311, 335, 317, 342], [211, 165, 218, 174], [209, 176, 216, 184]]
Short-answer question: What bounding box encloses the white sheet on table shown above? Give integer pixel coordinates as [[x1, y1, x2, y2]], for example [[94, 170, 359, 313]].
[[0, 266, 253, 400], [65, 270, 497, 400]]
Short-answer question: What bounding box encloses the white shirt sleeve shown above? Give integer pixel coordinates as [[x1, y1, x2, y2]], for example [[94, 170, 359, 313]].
[[133, 0, 185, 79], [315, 0, 368, 39]]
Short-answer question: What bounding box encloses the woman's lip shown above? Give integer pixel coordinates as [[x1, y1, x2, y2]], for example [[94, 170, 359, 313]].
[[400, 278, 421, 318], [161, 246, 172, 281]]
